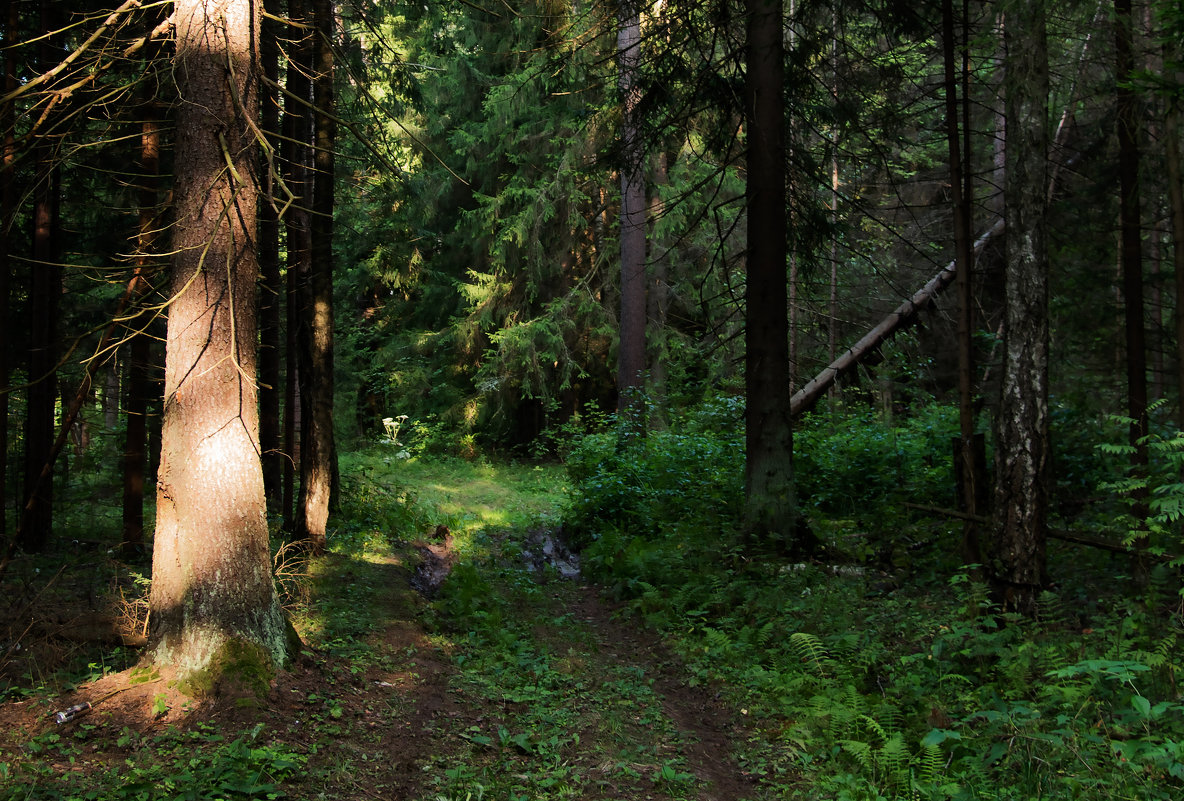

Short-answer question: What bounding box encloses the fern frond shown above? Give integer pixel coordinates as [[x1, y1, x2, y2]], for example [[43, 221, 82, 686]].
[[790, 631, 829, 675]]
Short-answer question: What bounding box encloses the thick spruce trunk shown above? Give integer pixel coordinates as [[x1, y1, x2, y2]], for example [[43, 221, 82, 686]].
[[149, 0, 289, 676], [743, 0, 801, 549]]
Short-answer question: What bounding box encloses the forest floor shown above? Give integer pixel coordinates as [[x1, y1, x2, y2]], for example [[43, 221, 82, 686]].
[[0, 457, 769, 801]]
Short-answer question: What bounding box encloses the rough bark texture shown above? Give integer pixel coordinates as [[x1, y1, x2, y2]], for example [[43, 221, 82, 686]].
[[296, 0, 337, 552], [992, 0, 1050, 614], [150, 0, 289, 675], [616, 0, 647, 421], [743, 0, 797, 545]]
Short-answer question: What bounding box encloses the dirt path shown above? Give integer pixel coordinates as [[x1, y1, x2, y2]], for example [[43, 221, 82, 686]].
[[278, 539, 759, 800], [0, 532, 762, 801]]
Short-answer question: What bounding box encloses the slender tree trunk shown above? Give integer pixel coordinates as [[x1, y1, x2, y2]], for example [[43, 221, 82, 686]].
[[282, 0, 313, 535], [942, 0, 982, 565], [0, 0, 16, 541], [258, 0, 283, 509], [1169, 102, 1184, 432], [616, 0, 647, 425], [743, 0, 803, 549], [1116, 0, 1149, 544], [149, 0, 290, 675], [296, 0, 337, 551], [122, 78, 161, 559], [20, 125, 60, 552], [992, 0, 1051, 615], [647, 149, 670, 420]]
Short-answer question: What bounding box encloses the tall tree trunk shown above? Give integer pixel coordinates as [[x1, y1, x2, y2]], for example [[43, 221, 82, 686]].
[[149, 0, 290, 675], [942, 0, 982, 565], [296, 0, 337, 552], [616, 0, 647, 426], [0, 0, 16, 541], [20, 121, 60, 552], [1116, 0, 1148, 545], [258, 0, 283, 509], [743, 0, 803, 550], [282, 0, 313, 535], [647, 149, 670, 420], [122, 90, 160, 559], [1162, 13, 1184, 433], [992, 0, 1051, 615]]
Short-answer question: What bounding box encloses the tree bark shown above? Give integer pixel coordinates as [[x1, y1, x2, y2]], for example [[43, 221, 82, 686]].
[[282, 0, 313, 535], [296, 0, 337, 551], [258, 0, 283, 510], [123, 8, 165, 560], [942, 0, 982, 565], [149, 0, 289, 676], [1115, 0, 1148, 558], [743, 0, 801, 549], [616, 0, 647, 425], [0, 0, 16, 542], [992, 0, 1051, 615]]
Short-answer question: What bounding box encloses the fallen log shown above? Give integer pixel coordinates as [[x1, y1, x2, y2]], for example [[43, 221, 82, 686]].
[[791, 218, 1006, 418]]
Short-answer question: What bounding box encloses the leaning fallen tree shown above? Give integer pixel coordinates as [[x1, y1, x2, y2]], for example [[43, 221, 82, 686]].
[[790, 218, 1006, 418]]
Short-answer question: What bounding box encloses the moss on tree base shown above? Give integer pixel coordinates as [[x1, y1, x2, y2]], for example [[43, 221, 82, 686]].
[[175, 638, 276, 699]]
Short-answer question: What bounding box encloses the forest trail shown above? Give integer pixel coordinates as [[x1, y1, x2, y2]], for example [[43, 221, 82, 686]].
[[278, 530, 760, 800], [0, 458, 770, 800]]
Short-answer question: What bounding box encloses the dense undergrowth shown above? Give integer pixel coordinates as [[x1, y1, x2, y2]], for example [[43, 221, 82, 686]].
[[563, 398, 1184, 800]]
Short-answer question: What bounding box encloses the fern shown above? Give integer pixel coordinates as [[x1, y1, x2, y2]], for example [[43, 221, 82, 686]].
[[790, 631, 829, 675], [915, 740, 944, 786]]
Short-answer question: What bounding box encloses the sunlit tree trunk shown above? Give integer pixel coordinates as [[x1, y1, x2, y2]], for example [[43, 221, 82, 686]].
[[992, 0, 1050, 614], [616, 0, 647, 426], [743, 0, 801, 549], [296, 0, 337, 551], [149, 0, 290, 675]]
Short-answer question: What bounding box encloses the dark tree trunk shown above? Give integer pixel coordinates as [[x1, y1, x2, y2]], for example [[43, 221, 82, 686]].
[[1116, 0, 1149, 553], [296, 0, 337, 552], [743, 0, 801, 549], [0, 0, 16, 541], [259, 1, 283, 510], [20, 143, 60, 553], [992, 0, 1051, 614], [122, 8, 165, 560], [616, 0, 647, 426], [282, 0, 313, 535], [942, 0, 982, 565], [149, 0, 289, 674]]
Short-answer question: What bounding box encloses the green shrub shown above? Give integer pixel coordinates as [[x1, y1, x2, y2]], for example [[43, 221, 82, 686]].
[[794, 402, 959, 520]]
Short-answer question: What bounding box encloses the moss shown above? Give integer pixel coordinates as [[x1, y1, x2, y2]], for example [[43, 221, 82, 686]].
[[177, 638, 276, 699]]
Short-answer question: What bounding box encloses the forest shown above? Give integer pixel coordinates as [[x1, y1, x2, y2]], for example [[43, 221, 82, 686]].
[[0, 0, 1183, 798]]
